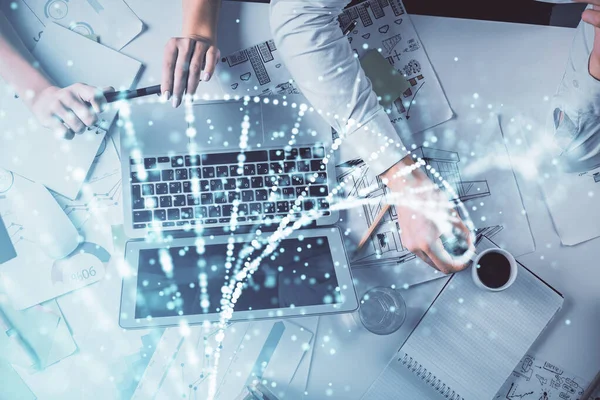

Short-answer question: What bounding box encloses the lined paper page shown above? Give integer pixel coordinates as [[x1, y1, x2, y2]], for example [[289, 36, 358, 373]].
[[400, 237, 563, 400]]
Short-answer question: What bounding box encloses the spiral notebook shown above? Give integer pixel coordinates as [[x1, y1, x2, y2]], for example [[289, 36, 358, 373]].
[[362, 237, 564, 400]]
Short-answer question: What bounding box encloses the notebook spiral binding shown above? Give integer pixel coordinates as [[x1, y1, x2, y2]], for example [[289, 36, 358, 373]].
[[399, 354, 464, 400]]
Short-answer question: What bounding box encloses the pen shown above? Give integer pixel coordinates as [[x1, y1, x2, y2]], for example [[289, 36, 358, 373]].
[[342, 20, 357, 36], [582, 369, 600, 400], [105, 84, 162, 103]]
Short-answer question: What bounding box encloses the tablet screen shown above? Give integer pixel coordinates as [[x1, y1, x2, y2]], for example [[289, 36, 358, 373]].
[[134, 236, 342, 319]]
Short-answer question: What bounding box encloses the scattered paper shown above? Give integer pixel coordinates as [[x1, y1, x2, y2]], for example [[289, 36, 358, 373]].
[[502, 116, 600, 245], [0, 172, 109, 310], [23, 0, 143, 50], [133, 320, 313, 400]]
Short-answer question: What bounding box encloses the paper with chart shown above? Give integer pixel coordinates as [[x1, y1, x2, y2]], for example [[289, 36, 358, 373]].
[[0, 170, 110, 309], [22, 0, 143, 50], [336, 116, 535, 274], [133, 321, 313, 400], [494, 354, 589, 400]]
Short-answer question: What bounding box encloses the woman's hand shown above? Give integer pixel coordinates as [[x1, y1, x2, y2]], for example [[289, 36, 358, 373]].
[[161, 35, 220, 108], [161, 0, 222, 108], [30, 83, 109, 140]]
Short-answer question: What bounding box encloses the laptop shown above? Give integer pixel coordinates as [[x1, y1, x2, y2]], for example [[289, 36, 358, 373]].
[[118, 97, 359, 329]]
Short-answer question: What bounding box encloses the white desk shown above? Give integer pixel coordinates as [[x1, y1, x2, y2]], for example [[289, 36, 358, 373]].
[[26, 1, 599, 399], [121, 2, 599, 396]]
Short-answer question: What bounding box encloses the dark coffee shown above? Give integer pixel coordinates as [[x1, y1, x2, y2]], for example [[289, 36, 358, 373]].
[[476, 251, 512, 289]]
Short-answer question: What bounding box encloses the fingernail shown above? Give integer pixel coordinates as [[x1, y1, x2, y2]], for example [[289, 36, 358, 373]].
[[163, 91, 171, 101], [172, 95, 179, 108], [201, 71, 211, 81]]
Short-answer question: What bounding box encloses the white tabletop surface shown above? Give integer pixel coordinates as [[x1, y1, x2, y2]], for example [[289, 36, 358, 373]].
[[119, 0, 600, 396], [25, 1, 597, 398]]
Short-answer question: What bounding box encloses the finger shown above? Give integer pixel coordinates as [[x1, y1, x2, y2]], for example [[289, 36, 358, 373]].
[[61, 91, 97, 128], [71, 82, 107, 116], [201, 46, 220, 82], [48, 115, 72, 140], [172, 41, 195, 107], [451, 218, 476, 253], [582, 8, 600, 27], [186, 42, 205, 97], [161, 40, 178, 100], [424, 239, 468, 274], [413, 249, 439, 271], [55, 100, 86, 134]]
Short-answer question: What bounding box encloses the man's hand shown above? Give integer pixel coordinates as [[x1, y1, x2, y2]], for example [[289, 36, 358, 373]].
[[577, 0, 600, 79], [381, 158, 475, 274], [161, 35, 220, 108], [30, 83, 109, 140]]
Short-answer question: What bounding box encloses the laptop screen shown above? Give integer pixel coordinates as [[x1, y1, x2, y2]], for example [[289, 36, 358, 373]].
[[134, 236, 342, 319]]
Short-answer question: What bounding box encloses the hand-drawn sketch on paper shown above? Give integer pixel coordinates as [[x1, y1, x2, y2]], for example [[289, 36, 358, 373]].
[[337, 0, 453, 134], [336, 117, 536, 268], [337, 147, 501, 267], [494, 354, 588, 400], [217, 39, 300, 97]]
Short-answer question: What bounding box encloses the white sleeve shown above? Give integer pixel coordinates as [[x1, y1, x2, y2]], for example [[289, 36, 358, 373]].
[[270, 0, 409, 175], [552, 16, 600, 173]]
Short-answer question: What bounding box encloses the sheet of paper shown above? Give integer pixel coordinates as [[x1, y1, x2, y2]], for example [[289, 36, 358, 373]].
[[0, 214, 17, 264], [23, 0, 143, 50], [287, 317, 320, 395], [0, 298, 77, 370], [0, 22, 141, 199], [54, 136, 124, 227], [0, 0, 45, 52], [494, 354, 589, 400], [340, 0, 453, 134], [336, 116, 535, 272], [217, 39, 300, 97], [133, 320, 313, 400], [502, 116, 600, 245], [0, 173, 109, 310]]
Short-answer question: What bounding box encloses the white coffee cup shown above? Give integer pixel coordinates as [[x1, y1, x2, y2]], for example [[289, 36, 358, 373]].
[[471, 248, 518, 291]]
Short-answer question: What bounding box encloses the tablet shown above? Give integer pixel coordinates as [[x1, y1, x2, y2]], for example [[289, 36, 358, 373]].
[[119, 227, 358, 328]]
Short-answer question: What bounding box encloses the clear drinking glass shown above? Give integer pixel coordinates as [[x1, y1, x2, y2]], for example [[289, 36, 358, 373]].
[[358, 286, 407, 335]]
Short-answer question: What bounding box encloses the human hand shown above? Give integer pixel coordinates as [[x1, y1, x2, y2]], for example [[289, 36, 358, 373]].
[[161, 35, 220, 108], [577, 0, 600, 79], [30, 83, 110, 140], [381, 158, 475, 274]]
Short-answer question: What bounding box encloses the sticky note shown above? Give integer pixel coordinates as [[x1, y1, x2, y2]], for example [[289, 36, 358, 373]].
[[360, 49, 411, 110], [0, 214, 16, 264]]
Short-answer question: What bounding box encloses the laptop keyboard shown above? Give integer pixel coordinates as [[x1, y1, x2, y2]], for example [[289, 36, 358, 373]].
[[129, 147, 331, 229]]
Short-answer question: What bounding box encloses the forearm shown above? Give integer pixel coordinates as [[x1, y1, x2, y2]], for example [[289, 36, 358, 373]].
[[182, 0, 221, 39], [0, 11, 52, 106], [552, 15, 600, 172], [270, 0, 407, 176]]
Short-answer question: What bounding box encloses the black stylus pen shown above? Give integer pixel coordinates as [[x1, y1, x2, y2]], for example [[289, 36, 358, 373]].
[[105, 84, 162, 103]]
